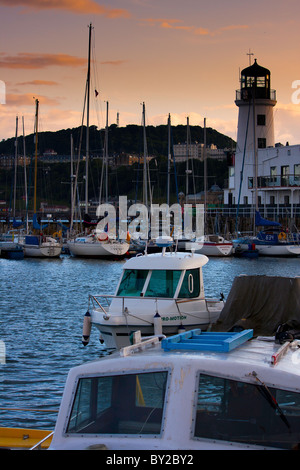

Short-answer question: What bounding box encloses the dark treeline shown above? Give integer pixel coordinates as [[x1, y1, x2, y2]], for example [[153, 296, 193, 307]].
[[0, 123, 234, 210], [0, 123, 235, 157]]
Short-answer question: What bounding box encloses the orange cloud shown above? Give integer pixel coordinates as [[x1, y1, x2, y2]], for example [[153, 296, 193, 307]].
[[143, 17, 248, 37], [6, 93, 60, 106], [17, 80, 59, 86], [144, 18, 193, 31], [0, 0, 131, 17], [0, 53, 86, 69], [194, 27, 210, 36], [100, 60, 127, 66]]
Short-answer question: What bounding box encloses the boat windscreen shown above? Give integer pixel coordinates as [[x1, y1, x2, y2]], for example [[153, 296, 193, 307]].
[[144, 270, 181, 298], [117, 269, 148, 297]]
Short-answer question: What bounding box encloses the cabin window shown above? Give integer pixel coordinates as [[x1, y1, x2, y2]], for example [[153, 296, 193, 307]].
[[178, 268, 200, 298], [66, 370, 168, 435], [193, 373, 300, 449], [145, 270, 181, 298], [117, 269, 148, 296]]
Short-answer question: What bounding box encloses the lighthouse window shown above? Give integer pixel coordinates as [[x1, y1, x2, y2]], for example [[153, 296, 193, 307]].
[[256, 76, 266, 87], [258, 138, 266, 149], [257, 114, 266, 126]]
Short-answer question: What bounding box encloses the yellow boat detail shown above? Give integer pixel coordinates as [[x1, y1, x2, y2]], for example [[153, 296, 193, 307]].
[[0, 427, 53, 449]]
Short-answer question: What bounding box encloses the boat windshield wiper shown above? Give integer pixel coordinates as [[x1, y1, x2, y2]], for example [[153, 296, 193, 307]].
[[250, 371, 291, 431]]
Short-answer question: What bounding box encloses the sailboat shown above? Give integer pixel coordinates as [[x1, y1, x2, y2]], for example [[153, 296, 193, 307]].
[[184, 118, 233, 257], [67, 24, 129, 258], [233, 211, 300, 256], [20, 99, 62, 258]]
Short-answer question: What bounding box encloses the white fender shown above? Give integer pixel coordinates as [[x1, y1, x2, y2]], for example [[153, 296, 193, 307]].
[[82, 311, 91, 346], [153, 312, 162, 336]]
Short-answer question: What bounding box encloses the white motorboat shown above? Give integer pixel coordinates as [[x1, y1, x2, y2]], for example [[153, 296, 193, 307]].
[[49, 327, 300, 450], [85, 250, 224, 349], [185, 235, 233, 257], [67, 233, 129, 258]]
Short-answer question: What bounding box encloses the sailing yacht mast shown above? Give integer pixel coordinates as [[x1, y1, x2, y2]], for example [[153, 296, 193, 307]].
[[33, 98, 39, 215], [13, 116, 18, 218], [142, 102, 148, 207], [22, 116, 28, 232], [186, 116, 190, 197], [203, 117, 207, 232], [167, 113, 171, 206], [105, 101, 109, 204], [85, 22, 92, 214]]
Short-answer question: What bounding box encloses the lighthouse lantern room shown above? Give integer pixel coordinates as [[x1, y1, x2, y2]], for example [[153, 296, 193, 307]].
[[235, 59, 277, 154]]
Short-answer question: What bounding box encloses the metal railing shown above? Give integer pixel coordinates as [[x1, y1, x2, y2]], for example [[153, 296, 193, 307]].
[[89, 293, 223, 321], [248, 174, 300, 189]]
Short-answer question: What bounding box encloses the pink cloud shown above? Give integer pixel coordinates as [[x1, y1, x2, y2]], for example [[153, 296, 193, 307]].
[[143, 17, 248, 37], [0, 53, 86, 69], [6, 92, 60, 106], [16, 79, 59, 86], [0, 0, 131, 18]]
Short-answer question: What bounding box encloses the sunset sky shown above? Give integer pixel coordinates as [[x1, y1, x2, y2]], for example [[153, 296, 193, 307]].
[[1, 0, 300, 146]]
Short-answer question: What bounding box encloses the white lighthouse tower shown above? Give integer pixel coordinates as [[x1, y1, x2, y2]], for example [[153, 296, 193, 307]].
[[224, 58, 300, 224], [235, 59, 277, 154]]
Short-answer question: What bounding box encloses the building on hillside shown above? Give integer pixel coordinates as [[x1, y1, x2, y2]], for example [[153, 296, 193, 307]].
[[173, 142, 227, 162], [224, 59, 300, 221]]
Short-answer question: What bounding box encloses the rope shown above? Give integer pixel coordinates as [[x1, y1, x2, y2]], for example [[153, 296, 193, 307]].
[[0, 407, 58, 413]]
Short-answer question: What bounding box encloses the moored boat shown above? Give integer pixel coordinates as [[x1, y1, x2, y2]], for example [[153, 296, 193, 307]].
[[186, 234, 233, 257], [20, 235, 62, 258], [85, 250, 224, 349], [0, 241, 24, 259], [0, 427, 53, 450], [49, 327, 300, 450], [233, 212, 300, 257], [67, 233, 129, 258]]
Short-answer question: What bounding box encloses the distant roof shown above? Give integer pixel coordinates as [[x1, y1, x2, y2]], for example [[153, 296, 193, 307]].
[[241, 59, 270, 77]]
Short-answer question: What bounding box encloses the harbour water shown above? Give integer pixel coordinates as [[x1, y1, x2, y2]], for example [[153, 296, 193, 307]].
[[0, 254, 299, 431]]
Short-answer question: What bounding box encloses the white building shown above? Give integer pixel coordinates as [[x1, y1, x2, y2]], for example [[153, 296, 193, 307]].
[[173, 142, 227, 162], [224, 59, 300, 218]]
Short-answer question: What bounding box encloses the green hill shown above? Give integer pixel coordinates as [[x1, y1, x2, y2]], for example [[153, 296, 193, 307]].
[[0, 123, 235, 157], [0, 123, 235, 210]]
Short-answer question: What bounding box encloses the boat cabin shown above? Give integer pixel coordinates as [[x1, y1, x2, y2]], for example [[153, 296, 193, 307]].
[[115, 252, 208, 300], [50, 329, 300, 450], [88, 252, 223, 350]]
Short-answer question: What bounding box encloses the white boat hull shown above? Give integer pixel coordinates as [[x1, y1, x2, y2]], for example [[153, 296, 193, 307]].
[[233, 240, 300, 257], [186, 241, 233, 256], [256, 244, 300, 256], [67, 240, 129, 257], [91, 298, 223, 349], [23, 244, 62, 258]]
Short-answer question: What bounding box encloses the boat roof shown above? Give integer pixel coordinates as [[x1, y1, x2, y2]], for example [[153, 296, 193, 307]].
[[70, 330, 300, 389], [122, 251, 209, 270]]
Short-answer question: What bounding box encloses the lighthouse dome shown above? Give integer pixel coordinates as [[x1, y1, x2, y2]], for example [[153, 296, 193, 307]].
[[240, 59, 271, 100], [241, 59, 270, 78]]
